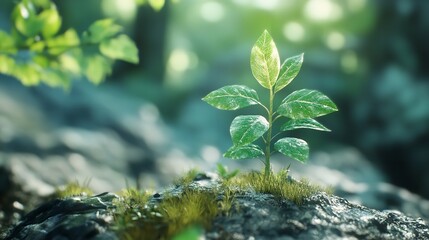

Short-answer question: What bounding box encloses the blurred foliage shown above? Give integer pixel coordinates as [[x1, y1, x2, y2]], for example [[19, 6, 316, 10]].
[[171, 225, 204, 240], [135, 0, 166, 11], [0, 0, 139, 89]]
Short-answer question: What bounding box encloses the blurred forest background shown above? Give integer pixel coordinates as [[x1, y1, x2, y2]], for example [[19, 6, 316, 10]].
[[1, 0, 429, 199]]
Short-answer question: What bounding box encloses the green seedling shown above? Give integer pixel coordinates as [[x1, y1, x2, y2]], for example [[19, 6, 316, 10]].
[[203, 30, 338, 178], [216, 163, 239, 181]]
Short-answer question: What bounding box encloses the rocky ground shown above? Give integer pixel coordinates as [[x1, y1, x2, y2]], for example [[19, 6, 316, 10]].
[[1, 78, 429, 238], [3, 175, 429, 240]]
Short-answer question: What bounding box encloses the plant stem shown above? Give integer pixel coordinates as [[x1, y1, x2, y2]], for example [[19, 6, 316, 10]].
[[264, 87, 275, 178]]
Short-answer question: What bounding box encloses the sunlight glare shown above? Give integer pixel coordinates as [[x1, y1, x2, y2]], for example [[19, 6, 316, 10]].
[[347, 0, 367, 12], [326, 31, 346, 50], [305, 0, 343, 22], [102, 0, 137, 23], [283, 22, 305, 42], [201, 145, 221, 163], [167, 49, 198, 73], [233, 0, 279, 10], [341, 51, 358, 74], [200, 1, 225, 22]]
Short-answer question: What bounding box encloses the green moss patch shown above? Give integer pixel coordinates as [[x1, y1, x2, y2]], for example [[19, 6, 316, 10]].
[[230, 170, 332, 205], [53, 170, 329, 239], [53, 181, 93, 199], [112, 184, 233, 240]]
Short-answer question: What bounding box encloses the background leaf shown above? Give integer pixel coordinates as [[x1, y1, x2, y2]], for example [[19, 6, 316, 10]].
[[39, 7, 62, 38], [100, 34, 139, 64], [46, 29, 80, 55], [250, 30, 280, 89], [281, 119, 331, 132], [41, 68, 70, 89], [12, 1, 44, 37], [148, 0, 165, 11], [202, 85, 260, 110], [277, 89, 338, 119], [274, 53, 304, 93], [83, 19, 122, 43], [230, 115, 269, 146], [0, 31, 17, 54], [224, 144, 264, 159], [84, 54, 112, 84], [12, 63, 40, 86], [0, 55, 15, 73], [274, 138, 309, 163]]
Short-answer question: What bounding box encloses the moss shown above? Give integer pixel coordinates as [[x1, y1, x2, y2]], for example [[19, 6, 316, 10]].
[[110, 169, 329, 239], [227, 169, 330, 205], [159, 188, 219, 238], [53, 181, 93, 198], [172, 168, 199, 187], [112, 188, 161, 240], [111, 172, 234, 240]]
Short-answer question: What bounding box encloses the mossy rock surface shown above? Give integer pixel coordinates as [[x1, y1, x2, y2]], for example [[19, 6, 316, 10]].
[[4, 173, 429, 240]]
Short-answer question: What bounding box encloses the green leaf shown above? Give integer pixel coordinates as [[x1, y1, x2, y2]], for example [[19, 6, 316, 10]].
[[100, 34, 139, 64], [274, 53, 304, 93], [224, 144, 264, 160], [250, 30, 280, 89], [0, 55, 15, 74], [59, 51, 82, 75], [12, 63, 41, 86], [277, 89, 338, 119], [0, 31, 17, 54], [216, 163, 227, 177], [12, 1, 45, 37], [39, 6, 62, 38], [84, 55, 112, 84], [83, 19, 122, 43], [281, 119, 331, 132], [202, 85, 261, 110], [32, 55, 49, 67], [230, 115, 269, 146], [46, 29, 80, 55], [41, 68, 70, 89], [149, 0, 165, 11], [30, 41, 45, 52], [274, 138, 309, 163]]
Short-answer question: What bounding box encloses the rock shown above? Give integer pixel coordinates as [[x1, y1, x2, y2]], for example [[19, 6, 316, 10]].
[[275, 148, 429, 223], [209, 192, 429, 240], [219, 147, 429, 223], [0, 78, 206, 194], [4, 176, 429, 240], [0, 79, 159, 194], [0, 78, 180, 235], [4, 192, 119, 240]]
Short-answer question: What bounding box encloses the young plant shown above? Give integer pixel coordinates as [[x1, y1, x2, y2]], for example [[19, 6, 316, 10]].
[[203, 30, 338, 178], [216, 163, 239, 182]]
